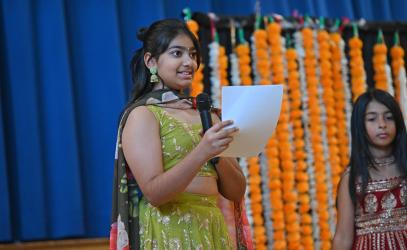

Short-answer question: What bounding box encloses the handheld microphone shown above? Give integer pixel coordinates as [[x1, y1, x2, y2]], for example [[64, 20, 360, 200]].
[[196, 93, 212, 133], [196, 93, 219, 165]]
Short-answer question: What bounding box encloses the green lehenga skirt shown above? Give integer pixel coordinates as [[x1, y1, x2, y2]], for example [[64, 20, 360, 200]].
[[139, 193, 234, 249]]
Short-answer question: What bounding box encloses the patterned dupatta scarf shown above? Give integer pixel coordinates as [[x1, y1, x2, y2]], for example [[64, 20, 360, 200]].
[[109, 89, 253, 250]]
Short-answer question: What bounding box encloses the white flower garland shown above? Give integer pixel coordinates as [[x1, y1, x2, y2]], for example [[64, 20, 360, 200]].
[[294, 30, 320, 248], [250, 35, 260, 85], [259, 153, 274, 247], [208, 41, 221, 107], [386, 64, 395, 96], [229, 52, 241, 86], [339, 38, 353, 152], [398, 68, 407, 125], [239, 157, 254, 229]]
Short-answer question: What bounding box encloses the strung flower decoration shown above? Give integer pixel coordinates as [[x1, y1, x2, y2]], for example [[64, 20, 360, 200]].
[[246, 16, 268, 250], [236, 28, 252, 85], [268, 20, 301, 250], [208, 38, 220, 107], [373, 29, 394, 95], [219, 45, 230, 88], [294, 29, 316, 250], [303, 26, 332, 250], [330, 31, 351, 179], [184, 9, 204, 97], [287, 35, 314, 250], [390, 32, 407, 123], [240, 158, 254, 229], [391, 32, 405, 101], [248, 156, 267, 249], [252, 16, 271, 85], [317, 26, 338, 240], [348, 24, 366, 101]]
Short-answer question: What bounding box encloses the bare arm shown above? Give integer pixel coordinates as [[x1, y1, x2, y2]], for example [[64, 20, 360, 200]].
[[122, 106, 238, 207], [215, 157, 246, 202], [332, 171, 355, 250]]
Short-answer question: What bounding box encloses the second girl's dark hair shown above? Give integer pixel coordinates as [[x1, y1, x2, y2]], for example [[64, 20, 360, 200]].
[[349, 88, 407, 204], [128, 18, 201, 104]]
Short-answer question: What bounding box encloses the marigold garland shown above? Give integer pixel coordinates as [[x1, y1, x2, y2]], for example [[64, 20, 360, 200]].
[[390, 35, 405, 101], [286, 46, 314, 250], [184, 11, 204, 97], [348, 26, 366, 101], [329, 32, 350, 181], [253, 29, 272, 85], [317, 30, 340, 235], [240, 158, 254, 230], [294, 29, 318, 250], [236, 42, 252, 85], [303, 27, 331, 250], [248, 156, 267, 250], [373, 32, 391, 93], [268, 21, 301, 250], [390, 33, 407, 122], [249, 24, 269, 249], [252, 21, 284, 249]]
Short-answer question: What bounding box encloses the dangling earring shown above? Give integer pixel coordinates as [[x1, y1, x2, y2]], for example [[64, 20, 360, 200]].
[[149, 67, 159, 83]]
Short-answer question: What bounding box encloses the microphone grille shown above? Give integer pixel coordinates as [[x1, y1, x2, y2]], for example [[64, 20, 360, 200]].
[[196, 93, 211, 111]]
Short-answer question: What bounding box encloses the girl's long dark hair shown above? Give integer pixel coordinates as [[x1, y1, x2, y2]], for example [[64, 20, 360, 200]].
[[128, 19, 200, 106], [349, 89, 407, 204]]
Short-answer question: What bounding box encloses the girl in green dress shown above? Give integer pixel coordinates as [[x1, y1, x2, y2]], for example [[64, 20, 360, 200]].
[[110, 19, 249, 250]]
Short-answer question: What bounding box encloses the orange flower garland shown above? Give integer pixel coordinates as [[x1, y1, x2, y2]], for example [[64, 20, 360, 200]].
[[390, 34, 405, 101], [248, 156, 267, 249], [330, 32, 350, 177], [268, 22, 301, 250], [254, 29, 272, 85], [236, 39, 252, 86], [219, 45, 230, 88], [265, 137, 285, 250], [286, 46, 314, 250], [185, 17, 204, 97], [348, 26, 366, 101], [252, 22, 284, 249], [373, 32, 389, 92], [302, 27, 331, 250], [248, 20, 268, 249], [317, 30, 341, 214]]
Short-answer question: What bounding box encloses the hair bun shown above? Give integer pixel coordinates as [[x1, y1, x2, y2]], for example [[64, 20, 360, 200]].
[[137, 27, 148, 42]]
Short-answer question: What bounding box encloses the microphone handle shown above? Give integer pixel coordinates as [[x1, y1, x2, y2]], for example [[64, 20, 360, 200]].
[[199, 110, 212, 133], [210, 157, 219, 166], [199, 110, 219, 166]]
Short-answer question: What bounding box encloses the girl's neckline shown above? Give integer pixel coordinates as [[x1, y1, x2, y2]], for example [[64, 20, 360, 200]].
[[368, 175, 405, 183], [156, 105, 202, 128]]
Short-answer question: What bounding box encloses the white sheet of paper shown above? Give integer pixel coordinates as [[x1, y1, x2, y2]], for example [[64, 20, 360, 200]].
[[219, 85, 283, 157]]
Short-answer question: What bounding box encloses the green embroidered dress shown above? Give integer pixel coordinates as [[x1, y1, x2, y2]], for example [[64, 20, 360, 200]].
[[139, 105, 233, 249], [110, 89, 252, 250]]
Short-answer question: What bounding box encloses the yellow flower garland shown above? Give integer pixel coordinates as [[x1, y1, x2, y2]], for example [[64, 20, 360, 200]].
[[286, 47, 314, 250], [302, 27, 331, 250], [268, 22, 301, 250]]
